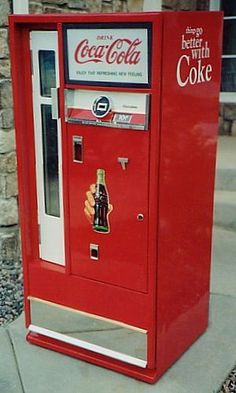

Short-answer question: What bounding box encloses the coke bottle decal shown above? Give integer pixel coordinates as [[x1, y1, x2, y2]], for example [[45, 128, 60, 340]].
[[84, 169, 113, 233]]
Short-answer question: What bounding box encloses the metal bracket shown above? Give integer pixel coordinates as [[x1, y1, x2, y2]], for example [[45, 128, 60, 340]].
[[51, 88, 59, 119], [38, 224, 41, 244]]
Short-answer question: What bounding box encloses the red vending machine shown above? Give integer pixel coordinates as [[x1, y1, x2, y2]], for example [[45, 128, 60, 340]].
[[10, 11, 223, 383]]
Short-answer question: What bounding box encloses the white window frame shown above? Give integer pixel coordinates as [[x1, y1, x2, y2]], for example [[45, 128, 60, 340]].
[[30, 31, 65, 265], [13, 0, 29, 14], [143, 0, 162, 11], [210, 0, 236, 103]]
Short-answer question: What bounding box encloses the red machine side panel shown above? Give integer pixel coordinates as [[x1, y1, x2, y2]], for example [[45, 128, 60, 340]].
[[156, 12, 223, 375]]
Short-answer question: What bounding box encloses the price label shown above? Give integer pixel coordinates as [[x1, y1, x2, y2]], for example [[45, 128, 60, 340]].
[[113, 114, 132, 124]]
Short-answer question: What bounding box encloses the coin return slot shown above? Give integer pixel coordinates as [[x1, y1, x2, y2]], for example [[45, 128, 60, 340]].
[[90, 244, 99, 260], [73, 136, 83, 163]]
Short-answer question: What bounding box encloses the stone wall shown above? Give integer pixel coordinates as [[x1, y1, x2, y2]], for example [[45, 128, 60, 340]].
[[162, 0, 209, 11], [0, 0, 19, 262], [29, 0, 143, 14], [219, 104, 236, 136], [29, 0, 208, 13]]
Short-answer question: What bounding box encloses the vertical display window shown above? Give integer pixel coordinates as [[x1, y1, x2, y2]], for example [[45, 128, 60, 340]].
[[39, 50, 56, 97], [41, 104, 60, 217]]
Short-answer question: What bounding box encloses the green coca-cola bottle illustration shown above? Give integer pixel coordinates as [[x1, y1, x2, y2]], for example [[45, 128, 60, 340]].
[[93, 169, 109, 233]]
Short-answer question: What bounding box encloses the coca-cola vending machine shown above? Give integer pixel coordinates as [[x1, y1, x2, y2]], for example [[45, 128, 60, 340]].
[[9, 11, 222, 383]]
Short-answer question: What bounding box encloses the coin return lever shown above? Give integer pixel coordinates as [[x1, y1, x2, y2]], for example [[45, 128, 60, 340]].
[[73, 136, 83, 163]]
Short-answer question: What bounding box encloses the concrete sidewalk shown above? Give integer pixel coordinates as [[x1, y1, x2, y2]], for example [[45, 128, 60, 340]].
[[214, 136, 236, 230], [0, 226, 235, 393]]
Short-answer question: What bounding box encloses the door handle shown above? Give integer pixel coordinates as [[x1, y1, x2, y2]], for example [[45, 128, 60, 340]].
[[118, 157, 129, 170], [51, 88, 59, 119]]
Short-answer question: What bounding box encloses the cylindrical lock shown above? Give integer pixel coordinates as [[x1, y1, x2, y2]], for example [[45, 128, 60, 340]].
[[137, 213, 144, 221]]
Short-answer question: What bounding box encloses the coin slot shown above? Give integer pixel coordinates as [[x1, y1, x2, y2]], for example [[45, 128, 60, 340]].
[[73, 136, 83, 163], [90, 244, 99, 261]]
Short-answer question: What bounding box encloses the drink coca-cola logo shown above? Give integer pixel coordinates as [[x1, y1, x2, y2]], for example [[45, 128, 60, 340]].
[[74, 38, 142, 65]]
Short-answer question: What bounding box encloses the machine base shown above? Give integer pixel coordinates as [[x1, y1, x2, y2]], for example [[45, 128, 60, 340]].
[[26, 331, 159, 384], [26, 324, 208, 384]]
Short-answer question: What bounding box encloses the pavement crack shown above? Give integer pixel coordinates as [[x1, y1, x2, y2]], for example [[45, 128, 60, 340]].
[[6, 328, 26, 393], [60, 327, 123, 334], [210, 292, 236, 299]]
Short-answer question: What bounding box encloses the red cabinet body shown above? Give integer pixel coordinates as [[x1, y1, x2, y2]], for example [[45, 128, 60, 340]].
[[9, 11, 223, 383]]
